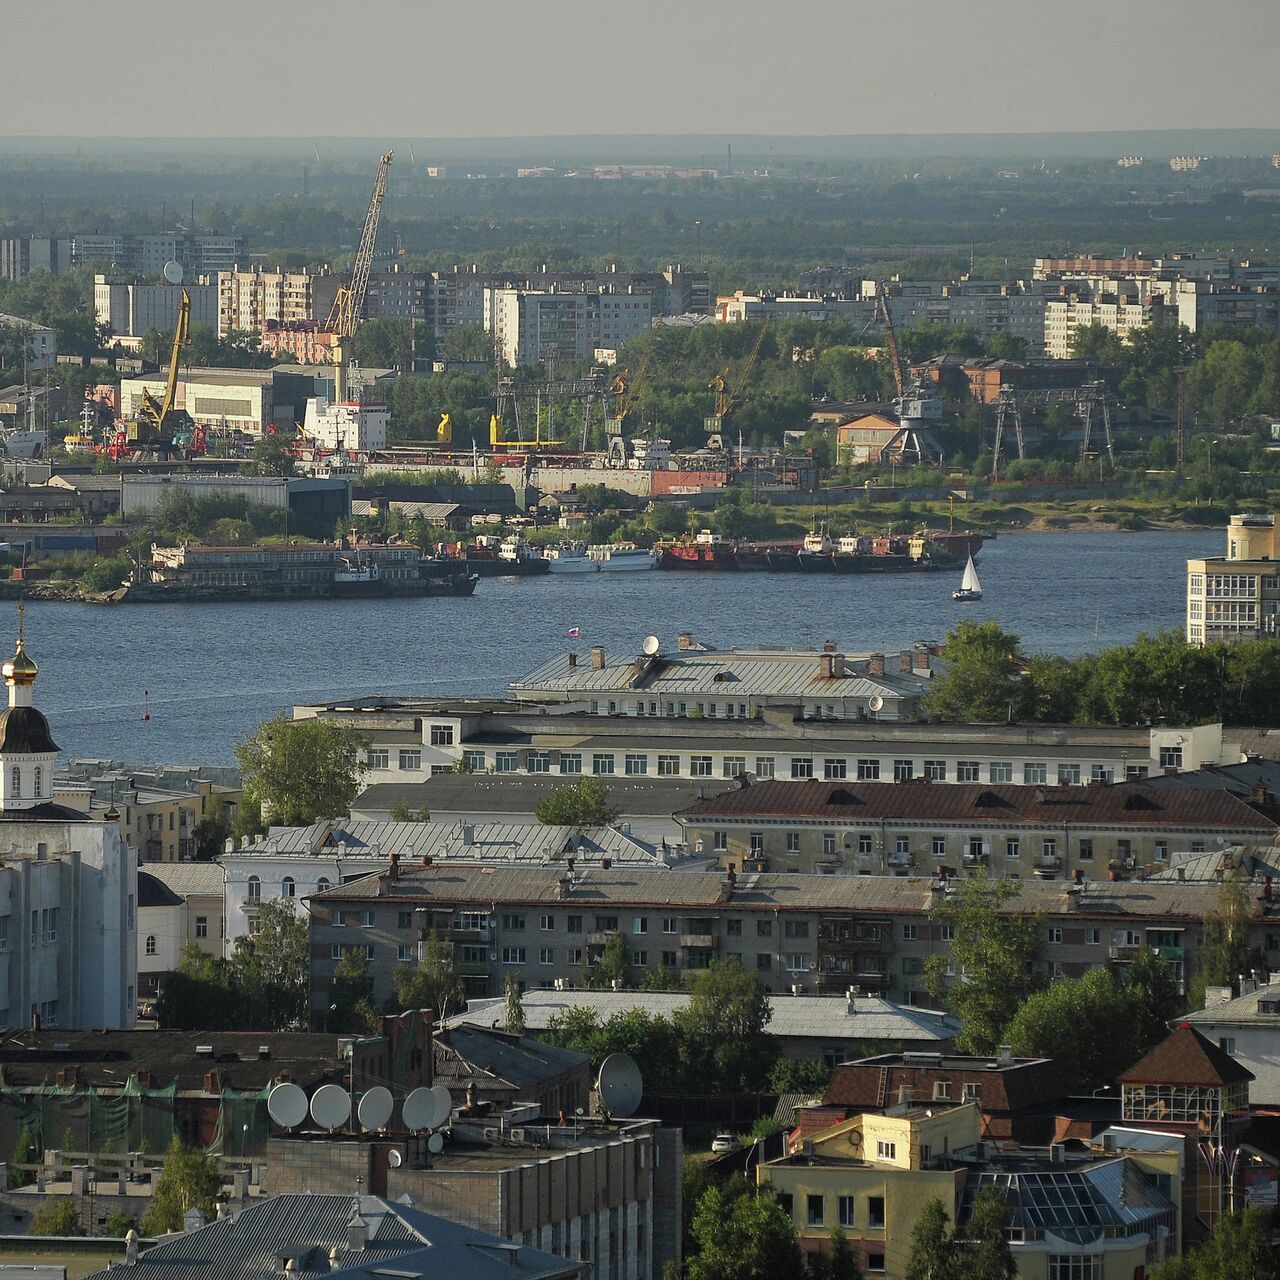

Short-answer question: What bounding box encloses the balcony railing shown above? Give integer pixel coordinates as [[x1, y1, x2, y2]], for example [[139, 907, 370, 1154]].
[[680, 933, 716, 949]]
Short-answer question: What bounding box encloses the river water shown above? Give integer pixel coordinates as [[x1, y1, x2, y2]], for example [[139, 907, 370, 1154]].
[[21, 529, 1218, 764]]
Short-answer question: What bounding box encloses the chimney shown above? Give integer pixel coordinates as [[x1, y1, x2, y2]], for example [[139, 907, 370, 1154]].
[[600, 857, 611, 869], [899, 651, 913, 674], [389, 852, 400, 882], [1176, 866, 1185, 881], [819, 653, 834, 680], [184, 1206, 207, 1233], [568, 652, 577, 668], [125, 1229, 139, 1266], [590, 646, 605, 670], [998, 1044, 1013, 1066], [422, 853, 433, 867], [348, 1214, 368, 1252], [868, 653, 885, 677], [678, 633, 694, 650], [462, 824, 473, 847], [913, 649, 931, 673], [831, 652, 845, 678]]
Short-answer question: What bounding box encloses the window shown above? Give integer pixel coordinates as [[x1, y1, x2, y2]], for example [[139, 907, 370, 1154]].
[[750, 832, 764, 856], [790, 757, 814, 779], [858, 758, 882, 781], [540, 947, 555, 965], [594, 915, 619, 932], [663, 917, 677, 934], [989, 761, 1013, 783], [592, 754, 615, 776], [723, 756, 746, 778], [838, 1195, 854, 1228], [1048, 1258, 1102, 1280], [876, 1140, 897, 1160], [858, 834, 873, 855], [1158, 744, 1183, 770], [1042, 838, 1057, 862], [1086, 928, 1101, 945], [540, 914, 555, 931], [727, 919, 742, 936], [145, 935, 157, 956], [657, 754, 680, 776], [1154, 841, 1169, 862], [281, 877, 296, 899], [567, 915, 583, 934], [784, 920, 810, 938], [195, 916, 208, 938], [756, 953, 772, 971], [569, 948, 584, 965], [367, 748, 389, 770], [903, 924, 918, 940], [501, 947, 526, 964], [559, 753, 582, 775], [246, 876, 261, 903], [8, 766, 17, 796], [1090, 765, 1113, 783], [757, 920, 773, 937], [867, 1253, 885, 1274], [399, 749, 422, 772], [956, 760, 980, 782], [663, 950, 678, 967], [430, 724, 454, 746], [755, 756, 775, 779], [397, 944, 414, 962], [1024, 762, 1047, 784], [1219, 1036, 1237, 1055], [528, 751, 550, 774], [317, 877, 331, 892], [464, 750, 486, 772], [962, 1083, 982, 1102], [502, 913, 526, 931], [1057, 764, 1081, 785], [1078, 839, 1093, 861], [785, 832, 801, 856], [893, 759, 914, 782], [784, 953, 811, 973], [826, 758, 849, 780], [806, 1195, 824, 1227], [495, 751, 518, 773], [1006, 838, 1020, 860], [924, 760, 946, 781], [632, 949, 647, 966], [868, 1197, 885, 1229], [895, 836, 910, 856], [933, 1080, 951, 1100], [1047, 927, 1063, 944], [940, 923, 955, 942], [822, 832, 837, 856], [690, 756, 713, 777]]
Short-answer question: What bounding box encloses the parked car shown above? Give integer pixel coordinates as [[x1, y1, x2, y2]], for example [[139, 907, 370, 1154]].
[[710, 1133, 736, 1153]]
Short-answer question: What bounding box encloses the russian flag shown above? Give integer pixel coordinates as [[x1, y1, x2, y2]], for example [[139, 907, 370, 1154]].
[[567, 627, 581, 638]]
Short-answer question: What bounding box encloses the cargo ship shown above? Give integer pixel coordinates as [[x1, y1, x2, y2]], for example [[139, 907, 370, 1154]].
[[660, 528, 984, 573], [658, 529, 740, 570]]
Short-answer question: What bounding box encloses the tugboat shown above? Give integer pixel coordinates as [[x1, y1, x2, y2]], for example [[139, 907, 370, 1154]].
[[660, 529, 738, 569], [952, 554, 983, 602], [796, 528, 836, 571]]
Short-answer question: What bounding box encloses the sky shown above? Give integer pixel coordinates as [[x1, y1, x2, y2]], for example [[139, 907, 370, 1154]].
[[9, 0, 1278, 139]]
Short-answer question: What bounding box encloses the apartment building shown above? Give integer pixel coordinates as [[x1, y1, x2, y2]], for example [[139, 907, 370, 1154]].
[[1185, 511, 1280, 643], [0, 236, 70, 281], [1044, 292, 1164, 359], [486, 287, 654, 367], [94, 275, 218, 340], [306, 864, 1263, 1010], [0, 315, 57, 370], [675, 776, 1275, 878], [70, 232, 242, 275], [217, 266, 324, 338]]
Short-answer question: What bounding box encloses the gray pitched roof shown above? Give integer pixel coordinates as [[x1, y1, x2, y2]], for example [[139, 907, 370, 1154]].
[[437, 1025, 589, 1089]]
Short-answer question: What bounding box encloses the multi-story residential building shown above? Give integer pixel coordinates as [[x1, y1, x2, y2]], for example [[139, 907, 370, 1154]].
[[0, 315, 57, 371], [1043, 291, 1165, 359], [757, 1100, 1182, 1279], [0, 622, 136, 1029], [137, 860, 226, 969], [486, 287, 654, 367], [675, 776, 1275, 878], [217, 266, 324, 338], [94, 275, 219, 341], [1185, 511, 1280, 643], [306, 863, 1265, 1009], [70, 232, 242, 276], [0, 236, 70, 281]]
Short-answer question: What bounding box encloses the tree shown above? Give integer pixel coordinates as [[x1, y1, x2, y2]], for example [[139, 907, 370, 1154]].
[[677, 959, 774, 1092], [246, 433, 297, 478], [235, 713, 367, 831], [330, 947, 378, 1033], [534, 776, 618, 826], [1152, 1208, 1280, 1280], [1200, 876, 1266, 991], [905, 1197, 957, 1280], [958, 1186, 1017, 1280], [584, 934, 633, 989], [827, 1228, 863, 1280], [769, 1056, 833, 1095], [229, 898, 310, 1029], [31, 1198, 81, 1237], [924, 876, 1042, 1055], [503, 974, 526, 1035], [104, 1209, 139, 1237], [141, 1138, 222, 1236], [8, 1124, 35, 1189], [392, 931, 463, 1020], [687, 1184, 806, 1280], [924, 622, 1027, 723], [191, 802, 232, 862]]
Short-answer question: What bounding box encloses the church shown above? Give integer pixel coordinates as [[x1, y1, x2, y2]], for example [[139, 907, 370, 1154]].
[[0, 608, 136, 1028]]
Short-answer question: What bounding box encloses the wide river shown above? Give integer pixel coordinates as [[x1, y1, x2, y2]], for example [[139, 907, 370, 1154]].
[[21, 529, 1218, 764]]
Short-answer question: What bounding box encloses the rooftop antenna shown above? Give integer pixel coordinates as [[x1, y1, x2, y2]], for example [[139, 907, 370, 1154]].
[[596, 1052, 643, 1119]]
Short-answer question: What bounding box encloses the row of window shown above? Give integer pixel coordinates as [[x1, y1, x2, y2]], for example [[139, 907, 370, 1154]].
[[245, 875, 330, 903], [704, 831, 1182, 862], [495, 912, 809, 938]]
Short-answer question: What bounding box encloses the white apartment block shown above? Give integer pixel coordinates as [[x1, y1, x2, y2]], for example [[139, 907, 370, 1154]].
[[1187, 512, 1280, 644], [1044, 294, 1159, 358], [95, 275, 219, 340], [486, 288, 653, 367], [0, 237, 70, 281], [217, 267, 322, 338]]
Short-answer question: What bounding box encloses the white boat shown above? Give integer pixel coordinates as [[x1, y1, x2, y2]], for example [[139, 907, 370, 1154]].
[[498, 535, 547, 567], [952, 554, 983, 602], [335, 555, 379, 585], [587, 543, 657, 571], [544, 542, 598, 574]]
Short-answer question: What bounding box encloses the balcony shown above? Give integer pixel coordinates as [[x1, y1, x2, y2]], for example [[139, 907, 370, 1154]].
[[887, 852, 914, 869], [587, 931, 621, 947], [680, 933, 716, 949], [1109, 944, 1140, 961], [1033, 856, 1062, 878]]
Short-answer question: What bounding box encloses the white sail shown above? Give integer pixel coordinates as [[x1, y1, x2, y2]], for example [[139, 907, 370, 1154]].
[[960, 555, 981, 593]]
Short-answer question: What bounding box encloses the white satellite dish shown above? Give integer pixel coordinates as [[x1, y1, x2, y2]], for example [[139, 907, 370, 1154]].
[[642, 634, 661, 657], [388, 1148, 403, 1168], [162, 259, 183, 285], [868, 694, 884, 712], [310, 1083, 352, 1131], [597, 1052, 643, 1118], [428, 1084, 453, 1129], [402, 1087, 434, 1132], [357, 1086, 394, 1131], [427, 1132, 444, 1155], [266, 1082, 308, 1129]]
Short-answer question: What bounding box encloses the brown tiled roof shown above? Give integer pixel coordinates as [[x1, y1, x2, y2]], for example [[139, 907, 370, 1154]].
[[823, 1055, 1062, 1113], [678, 779, 1276, 831], [1118, 1025, 1254, 1088]]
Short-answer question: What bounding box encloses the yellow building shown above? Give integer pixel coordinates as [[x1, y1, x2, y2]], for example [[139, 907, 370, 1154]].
[[1186, 512, 1280, 644], [758, 1103, 1182, 1279]]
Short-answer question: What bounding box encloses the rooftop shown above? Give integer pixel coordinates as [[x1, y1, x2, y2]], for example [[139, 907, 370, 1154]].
[[1118, 1024, 1254, 1088], [435, 1024, 588, 1090]]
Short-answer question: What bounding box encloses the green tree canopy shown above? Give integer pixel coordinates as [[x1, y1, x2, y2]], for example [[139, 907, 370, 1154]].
[[905, 1196, 958, 1280], [676, 959, 774, 1092], [140, 1138, 222, 1236], [534, 776, 618, 826], [687, 1184, 806, 1280], [1152, 1208, 1280, 1280], [391, 930, 463, 1019], [31, 1198, 82, 1237], [924, 622, 1027, 723]]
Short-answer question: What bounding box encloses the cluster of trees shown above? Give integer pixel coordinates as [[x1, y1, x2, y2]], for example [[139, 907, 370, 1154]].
[[902, 1191, 1017, 1280], [923, 876, 1185, 1092], [1151, 1209, 1280, 1279], [926, 620, 1280, 727], [533, 776, 618, 826]]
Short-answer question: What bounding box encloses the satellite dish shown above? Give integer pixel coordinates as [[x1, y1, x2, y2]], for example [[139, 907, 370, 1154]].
[[642, 634, 661, 657], [309, 1084, 352, 1131], [266, 1082, 308, 1129], [427, 1132, 444, 1155], [597, 1052, 643, 1118], [402, 1087, 434, 1132], [357, 1086, 394, 1131], [428, 1084, 453, 1129], [162, 259, 183, 285], [868, 694, 884, 712], [387, 1148, 403, 1168]]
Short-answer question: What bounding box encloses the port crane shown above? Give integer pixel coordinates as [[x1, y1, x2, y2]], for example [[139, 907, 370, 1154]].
[[605, 343, 654, 467], [875, 282, 906, 400], [989, 381, 1117, 478], [871, 283, 945, 466], [324, 149, 393, 404], [110, 288, 192, 460], [705, 314, 771, 451]]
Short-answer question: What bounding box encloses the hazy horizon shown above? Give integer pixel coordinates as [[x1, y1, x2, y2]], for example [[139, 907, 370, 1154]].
[[11, 0, 1278, 140]]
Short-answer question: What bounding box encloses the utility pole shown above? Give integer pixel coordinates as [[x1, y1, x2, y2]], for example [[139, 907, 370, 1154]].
[[1174, 364, 1187, 476]]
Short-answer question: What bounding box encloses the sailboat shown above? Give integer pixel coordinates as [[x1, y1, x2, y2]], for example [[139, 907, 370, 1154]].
[[952, 554, 982, 602]]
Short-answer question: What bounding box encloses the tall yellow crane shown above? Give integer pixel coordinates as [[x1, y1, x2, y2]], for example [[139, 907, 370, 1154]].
[[705, 314, 771, 450], [130, 288, 191, 450], [605, 344, 654, 466], [875, 281, 905, 400], [326, 149, 393, 403]]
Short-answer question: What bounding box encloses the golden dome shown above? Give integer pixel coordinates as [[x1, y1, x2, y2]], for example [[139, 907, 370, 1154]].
[[2, 640, 36, 686]]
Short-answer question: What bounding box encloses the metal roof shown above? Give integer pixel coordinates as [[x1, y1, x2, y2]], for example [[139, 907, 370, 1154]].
[[446, 989, 959, 1045], [142, 861, 225, 897], [436, 1025, 588, 1089], [1183, 980, 1280, 1028]]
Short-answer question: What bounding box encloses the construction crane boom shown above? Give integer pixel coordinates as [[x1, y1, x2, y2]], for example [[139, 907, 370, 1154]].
[[876, 283, 905, 400], [137, 287, 191, 443], [327, 149, 393, 401], [706, 315, 771, 449]]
